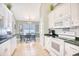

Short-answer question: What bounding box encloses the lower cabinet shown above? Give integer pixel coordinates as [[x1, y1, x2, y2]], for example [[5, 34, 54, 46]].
[[0, 36, 17, 56], [10, 36, 17, 55], [44, 36, 79, 56], [44, 36, 51, 50], [65, 42, 79, 56], [0, 40, 11, 56]]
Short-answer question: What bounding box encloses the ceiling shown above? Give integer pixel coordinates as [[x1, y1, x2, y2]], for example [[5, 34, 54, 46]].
[[11, 3, 41, 21], [8, 3, 58, 21]]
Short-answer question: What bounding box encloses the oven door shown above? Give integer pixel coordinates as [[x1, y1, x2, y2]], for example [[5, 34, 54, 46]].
[[50, 38, 65, 56]]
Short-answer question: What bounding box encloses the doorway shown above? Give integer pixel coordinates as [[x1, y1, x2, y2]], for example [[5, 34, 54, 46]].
[[16, 21, 39, 43]]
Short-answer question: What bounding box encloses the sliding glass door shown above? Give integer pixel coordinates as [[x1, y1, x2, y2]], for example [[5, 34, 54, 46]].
[[19, 22, 39, 42]]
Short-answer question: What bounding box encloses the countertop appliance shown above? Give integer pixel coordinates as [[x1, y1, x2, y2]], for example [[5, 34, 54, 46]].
[[75, 37, 79, 41], [44, 29, 58, 38], [49, 29, 58, 37]]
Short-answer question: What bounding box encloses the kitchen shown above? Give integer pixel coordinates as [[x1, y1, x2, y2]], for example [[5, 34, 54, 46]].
[[43, 3, 79, 56], [0, 3, 79, 56]]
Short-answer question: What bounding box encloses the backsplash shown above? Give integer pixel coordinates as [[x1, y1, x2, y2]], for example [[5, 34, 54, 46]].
[[72, 26, 79, 37], [54, 26, 79, 37]]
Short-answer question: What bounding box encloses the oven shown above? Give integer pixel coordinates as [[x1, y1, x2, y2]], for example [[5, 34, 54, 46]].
[[50, 38, 65, 56]]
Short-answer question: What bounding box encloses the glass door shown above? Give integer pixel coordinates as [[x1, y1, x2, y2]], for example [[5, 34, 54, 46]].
[[19, 22, 39, 42]]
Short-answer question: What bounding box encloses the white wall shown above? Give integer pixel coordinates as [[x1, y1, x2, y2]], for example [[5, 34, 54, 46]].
[[39, 4, 50, 46]]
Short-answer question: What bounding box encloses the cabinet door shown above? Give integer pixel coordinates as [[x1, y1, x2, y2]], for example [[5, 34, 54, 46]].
[[59, 4, 71, 28], [48, 11, 55, 28], [0, 40, 11, 56], [7, 12, 12, 30], [45, 36, 49, 49], [65, 4, 71, 16], [44, 36, 51, 50], [54, 4, 66, 28], [71, 4, 79, 26], [65, 43, 79, 56], [64, 4, 72, 27], [10, 37, 17, 55], [5, 40, 11, 56]]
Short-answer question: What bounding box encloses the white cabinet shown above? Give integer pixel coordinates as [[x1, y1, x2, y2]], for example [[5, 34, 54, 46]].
[[0, 4, 7, 28], [71, 4, 79, 26], [44, 36, 51, 50], [0, 4, 14, 31], [7, 11, 13, 31], [48, 4, 79, 28], [65, 42, 79, 56], [48, 11, 55, 28], [0, 37, 17, 56], [65, 4, 71, 16], [0, 4, 6, 17], [0, 40, 11, 56], [52, 4, 71, 28], [44, 36, 57, 56], [4, 7, 14, 32], [53, 4, 65, 28], [10, 36, 17, 55]]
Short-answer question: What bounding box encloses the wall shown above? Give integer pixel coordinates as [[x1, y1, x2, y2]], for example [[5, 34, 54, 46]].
[[40, 3, 50, 34], [39, 3, 50, 46]]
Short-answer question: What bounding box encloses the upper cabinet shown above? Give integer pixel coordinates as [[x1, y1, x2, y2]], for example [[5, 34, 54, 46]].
[[0, 4, 6, 28], [52, 4, 71, 28], [71, 4, 79, 26], [63, 4, 72, 28], [48, 3, 79, 29], [0, 4, 14, 32], [48, 11, 55, 28]]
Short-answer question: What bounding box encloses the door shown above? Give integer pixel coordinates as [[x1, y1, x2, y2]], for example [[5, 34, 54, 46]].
[[19, 22, 39, 42]]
